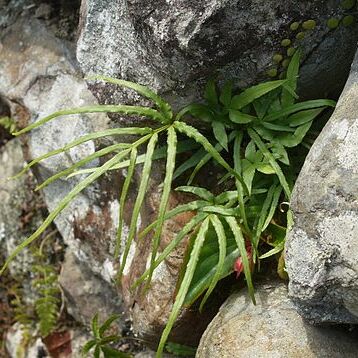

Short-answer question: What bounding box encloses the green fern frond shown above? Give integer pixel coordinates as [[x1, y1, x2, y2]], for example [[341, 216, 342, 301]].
[[13, 105, 165, 136], [146, 127, 177, 287], [87, 75, 173, 123], [32, 263, 60, 337], [118, 132, 158, 278]]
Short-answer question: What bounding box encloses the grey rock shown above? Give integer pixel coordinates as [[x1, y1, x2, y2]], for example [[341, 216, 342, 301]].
[[122, 187, 217, 347], [285, 49, 358, 324], [5, 323, 48, 358], [59, 251, 123, 327], [77, 0, 358, 110], [135, 350, 172, 358], [0, 139, 37, 276], [0, 14, 120, 282], [0, 12, 124, 330], [196, 282, 358, 358], [5, 323, 91, 358]]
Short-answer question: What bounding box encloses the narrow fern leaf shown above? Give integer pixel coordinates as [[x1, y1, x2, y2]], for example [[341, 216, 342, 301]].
[[262, 185, 282, 231], [259, 241, 285, 259], [114, 148, 138, 259], [175, 104, 214, 123], [82, 340, 97, 354], [99, 314, 121, 336], [225, 216, 256, 304], [137, 201, 208, 240], [156, 217, 210, 357], [146, 127, 177, 286], [14, 105, 165, 136], [36, 144, 131, 191], [281, 50, 300, 108], [212, 121, 228, 151], [201, 206, 239, 216], [67, 137, 197, 178], [264, 100, 336, 122], [118, 133, 158, 278], [132, 212, 208, 290], [0, 150, 128, 275], [252, 183, 276, 250], [174, 121, 248, 194], [87, 75, 173, 122], [199, 215, 226, 311], [214, 191, 239, 204], [234, 133, 250, 234], [94, 346, 100, 358], [187, 130, 237, 185], [248, 128, 291, 199], [230, 80, 287, 110], [11, 128, 149, 179], [175, 186, 214, 202], [173, 147, 207, 180], [92, 313, 100, 338]]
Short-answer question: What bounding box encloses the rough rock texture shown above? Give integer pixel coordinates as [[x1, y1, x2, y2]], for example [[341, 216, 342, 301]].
[[285, 49, 358, 324], [197, 283, 358, 358], [122, 187, 218, 347], [59, 251, 122, 327], [5, 323, 90, 358], [0, 139, 39, 276], [0, 7, 124, 327], [77, 0, 358, 109]]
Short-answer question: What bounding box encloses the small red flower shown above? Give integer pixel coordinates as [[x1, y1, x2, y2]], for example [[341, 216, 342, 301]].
[[233, 243, 253, 279]]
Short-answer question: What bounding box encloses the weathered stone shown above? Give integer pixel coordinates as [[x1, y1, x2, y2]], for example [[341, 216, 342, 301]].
[[285, 49, 358, 324], [122, 184, 218, 347], [77, 0, 358, 110], [197, 282, 358, 358], [59, 251, 123, 328], [5, 323, 48, 358], [0, 139, 37, 276], [0, 9, 125, 332], [5, 323, 91, 358], [0, 13, 121, 281]]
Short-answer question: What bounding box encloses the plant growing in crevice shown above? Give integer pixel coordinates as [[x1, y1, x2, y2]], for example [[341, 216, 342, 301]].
[[0, 52, 335, 357], [83, 314, 132, 358]]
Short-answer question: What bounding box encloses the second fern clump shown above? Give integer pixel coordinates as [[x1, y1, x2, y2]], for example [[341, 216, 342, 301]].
[[1, 51, 335, 357]]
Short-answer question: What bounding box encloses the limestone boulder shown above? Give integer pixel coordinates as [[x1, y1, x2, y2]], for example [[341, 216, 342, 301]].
[[78, 0, 358, 110], [197, 282, 358, 358], [285, 49, 358, 324]]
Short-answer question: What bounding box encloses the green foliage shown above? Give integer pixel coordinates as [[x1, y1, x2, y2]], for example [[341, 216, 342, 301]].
[[0, 52, 335, 357], [165, 342, 196, 356], [9, 242, 61, 342], [32, 262, 60, 337], [0, 116, 16, 133], [83, 314, 132, 358]]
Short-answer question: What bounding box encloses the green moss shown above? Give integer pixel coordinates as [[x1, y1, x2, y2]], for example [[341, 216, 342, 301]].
[[290, 22, 300, 31], [273, 54, 283, 63], [267, 68, 278, 78], [282, 59, 290, 68], [287, 47, 296, 57], [302, 19, 316, 30], [342, 15, 355, 26], [281, 38, 291, 47], [341, 0, 356, 10], [327, 18, 340, 29], [296, 32, 305, 40]]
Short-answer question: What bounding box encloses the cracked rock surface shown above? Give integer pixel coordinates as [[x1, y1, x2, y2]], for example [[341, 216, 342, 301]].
[[78, 0, 358, 109], [196, 282, 358, 358], [286, 49, 358, 324]]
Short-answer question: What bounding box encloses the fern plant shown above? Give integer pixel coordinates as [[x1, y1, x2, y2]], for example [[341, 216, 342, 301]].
[[0, 116, 16, 133], [0, 52, 335, 357], [32, 264, 60, 337], [82, 314, 131, 358]]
